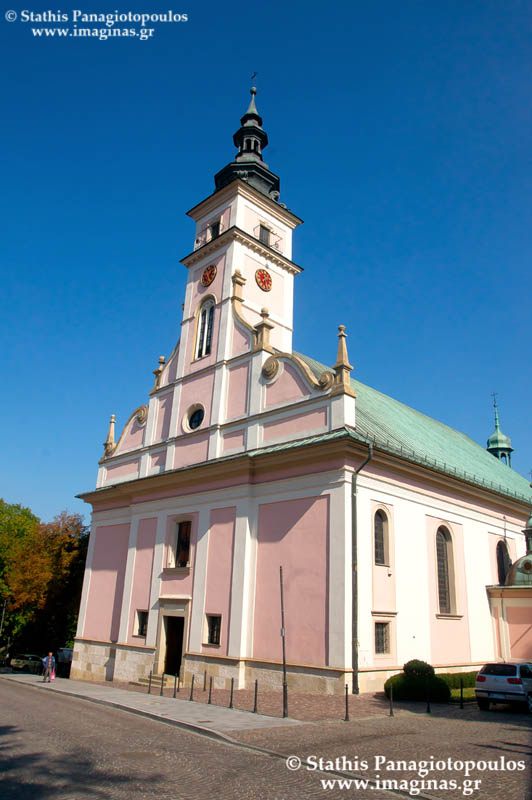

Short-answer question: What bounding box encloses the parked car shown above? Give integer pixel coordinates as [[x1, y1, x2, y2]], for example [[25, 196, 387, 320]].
[[475, 662, 532, 711], [10, 654, 43, 674]]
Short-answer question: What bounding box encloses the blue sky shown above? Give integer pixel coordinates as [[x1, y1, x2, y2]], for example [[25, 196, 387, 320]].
[[1, 0, 530, 522]]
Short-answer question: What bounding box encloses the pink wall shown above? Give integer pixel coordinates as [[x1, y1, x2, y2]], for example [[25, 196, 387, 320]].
[[173, 432, 209, 470], [150, 451, 166, 471], [178, 370, 215, 429], [190, 254, 225, 308], [243, 254, 285, 317], [232, 323, 251, 356], [426, 519, 471, 664], [106, 459, 139, 480], [165, 347, 179, 384], [507, 606, 532, 659], [202, 507, 236, 656], [223, 429, 245, 452], [127, 518, 156, 643], [263, 407, 327, 442], [115, 417, 145, 455], [84, 523, 130, 642], [253, 495, 329, 666], [227, 363, 249, 420], [265, 363, 312, 407], [155, 393, 172, 441]]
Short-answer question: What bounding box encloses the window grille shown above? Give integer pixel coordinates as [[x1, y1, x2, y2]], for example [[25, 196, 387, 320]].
[[375, 622, 390, 654], [206, 615, 221, 645], [374, 510, 387, 565], [436, 528, 451, 614]]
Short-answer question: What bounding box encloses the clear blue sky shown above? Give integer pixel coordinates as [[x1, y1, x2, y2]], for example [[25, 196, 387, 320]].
[[1, 0, 530, 523]]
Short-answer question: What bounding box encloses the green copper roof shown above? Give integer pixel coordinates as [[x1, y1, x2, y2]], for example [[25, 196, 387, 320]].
[[297, 352, 531, 505]]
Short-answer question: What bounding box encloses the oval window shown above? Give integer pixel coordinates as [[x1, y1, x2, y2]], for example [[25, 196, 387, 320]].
[[188, 407, 204, 430]]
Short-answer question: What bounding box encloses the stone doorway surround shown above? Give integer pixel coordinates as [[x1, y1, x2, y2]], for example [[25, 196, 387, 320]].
[[154, 598, 190, 675]]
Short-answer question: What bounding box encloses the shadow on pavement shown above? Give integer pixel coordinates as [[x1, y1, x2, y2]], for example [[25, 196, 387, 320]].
[[0, 723, 163, 799]]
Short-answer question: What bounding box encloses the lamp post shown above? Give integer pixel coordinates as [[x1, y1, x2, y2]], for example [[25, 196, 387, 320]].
[[280, 566, 288, 718]]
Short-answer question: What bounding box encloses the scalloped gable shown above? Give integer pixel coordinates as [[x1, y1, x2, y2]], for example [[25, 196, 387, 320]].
[[113, 406, 148, 456], [265, 360, 313, 407]]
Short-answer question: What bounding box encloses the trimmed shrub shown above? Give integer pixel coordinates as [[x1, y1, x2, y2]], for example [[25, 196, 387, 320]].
[[403, 659, 435, 680], [384, 673, 450, 702], [436, 671, 478, 690]]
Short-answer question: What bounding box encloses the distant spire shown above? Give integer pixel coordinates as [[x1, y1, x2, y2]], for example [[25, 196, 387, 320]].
[[486, 394, 513, 466]]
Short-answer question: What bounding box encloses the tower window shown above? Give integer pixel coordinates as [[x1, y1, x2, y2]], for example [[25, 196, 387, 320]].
[[208, 220, 220, 239], [196, 299, 214, 359], [259, 225, 270, 246]]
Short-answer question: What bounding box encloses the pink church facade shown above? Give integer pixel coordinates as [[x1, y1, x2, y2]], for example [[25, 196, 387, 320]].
[[72, 90, 531, 693]]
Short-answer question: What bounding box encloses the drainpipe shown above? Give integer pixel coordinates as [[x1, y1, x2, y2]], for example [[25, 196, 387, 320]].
[[352, 442, 373, 694]]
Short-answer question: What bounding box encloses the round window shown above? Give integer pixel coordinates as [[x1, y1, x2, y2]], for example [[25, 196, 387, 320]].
[[188, 407, 204, 430]]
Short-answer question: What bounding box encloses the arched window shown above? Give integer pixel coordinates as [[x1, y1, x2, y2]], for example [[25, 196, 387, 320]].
[[196, 299, 214, 359], [496, 540, 511, 585], [374, 510, 388, 565], [436, 526, 454, 614]]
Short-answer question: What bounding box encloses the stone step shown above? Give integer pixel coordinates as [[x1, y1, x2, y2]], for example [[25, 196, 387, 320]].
[[135, 674, 179, 688]]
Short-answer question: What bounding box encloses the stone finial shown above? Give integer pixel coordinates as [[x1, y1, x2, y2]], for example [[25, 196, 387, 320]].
[[103, 414, 116, 457], [152, 356, 166, 389], [253, 307, 275, 353], [331, 325, 356, 397]]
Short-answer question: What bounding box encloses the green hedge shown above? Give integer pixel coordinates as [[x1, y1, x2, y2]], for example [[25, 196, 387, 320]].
[[384, 673, 450, 702], [436, 671, 478, 689]]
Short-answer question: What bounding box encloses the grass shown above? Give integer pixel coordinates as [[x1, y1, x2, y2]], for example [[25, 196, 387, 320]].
[[449, 687, 476, 703]]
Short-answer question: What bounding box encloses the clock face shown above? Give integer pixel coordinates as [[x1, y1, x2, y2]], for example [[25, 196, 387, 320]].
[[201, 265, 217, 287], [255, 268, 272, 292]]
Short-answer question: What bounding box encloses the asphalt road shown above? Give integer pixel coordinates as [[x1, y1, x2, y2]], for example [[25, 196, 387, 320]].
[[1, 679, 531, 800]]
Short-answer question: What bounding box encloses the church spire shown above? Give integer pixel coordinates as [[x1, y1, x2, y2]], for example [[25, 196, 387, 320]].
[[214, 86, 281, 201], [486, 394, 513, 466]]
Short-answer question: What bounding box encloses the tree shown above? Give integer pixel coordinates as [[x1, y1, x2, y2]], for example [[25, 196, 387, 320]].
[[0, 500, 50, 645], [0, 501, 89, 655]]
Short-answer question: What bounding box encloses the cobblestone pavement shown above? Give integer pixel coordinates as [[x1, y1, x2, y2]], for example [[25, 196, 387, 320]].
[[0, 679, 421, 800], [2, 675, 530, 799], [230, 702, 532, 800]]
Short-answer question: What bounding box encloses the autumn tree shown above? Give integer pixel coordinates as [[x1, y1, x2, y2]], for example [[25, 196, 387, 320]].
[[0, 501, 88, 655]]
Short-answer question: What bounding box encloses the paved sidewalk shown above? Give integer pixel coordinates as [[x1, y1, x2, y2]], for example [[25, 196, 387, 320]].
[[2, 673, 302, 737]]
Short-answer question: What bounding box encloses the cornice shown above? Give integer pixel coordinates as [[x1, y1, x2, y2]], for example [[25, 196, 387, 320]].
[[186, 178, 303, 228], [180, 225, 303, 274]]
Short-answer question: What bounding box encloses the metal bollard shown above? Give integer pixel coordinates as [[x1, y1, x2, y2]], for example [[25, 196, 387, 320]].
[[147, 670, 152, 694], [253, 679, 258, 713], [459, 678, 464, 709], [208, 676, 213, 705], [426, 680, 431, 713], [160, 672, 165, 696], [229, 677, 234, 709], [344, 684, 349, 722], [173, 673, 177, 698], [189, 674, 195, 701], [389, 682, 394, 717], [177, 675, 180, 693], [203, 670, 207, 691]]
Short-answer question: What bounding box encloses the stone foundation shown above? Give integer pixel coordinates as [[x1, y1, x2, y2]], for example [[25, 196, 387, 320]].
[[182, 654, 350, 695], [71, 638, 155, 683]]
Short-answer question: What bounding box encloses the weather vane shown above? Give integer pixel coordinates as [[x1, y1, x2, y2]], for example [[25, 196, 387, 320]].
[[251, 71, 258, 83]]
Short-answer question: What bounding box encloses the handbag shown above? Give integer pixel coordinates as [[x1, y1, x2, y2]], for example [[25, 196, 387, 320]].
[[51, 668, 55, 680]]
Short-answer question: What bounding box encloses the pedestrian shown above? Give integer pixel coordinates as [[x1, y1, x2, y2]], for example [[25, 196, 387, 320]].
[[42, 652, 55, 682]]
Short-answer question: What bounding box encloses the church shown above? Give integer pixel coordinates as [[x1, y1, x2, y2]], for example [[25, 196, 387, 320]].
[[72, 88, 532, 693]]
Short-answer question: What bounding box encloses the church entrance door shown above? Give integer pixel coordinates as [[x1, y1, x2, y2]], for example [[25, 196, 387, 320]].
[[164, 616, 184, 675]]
